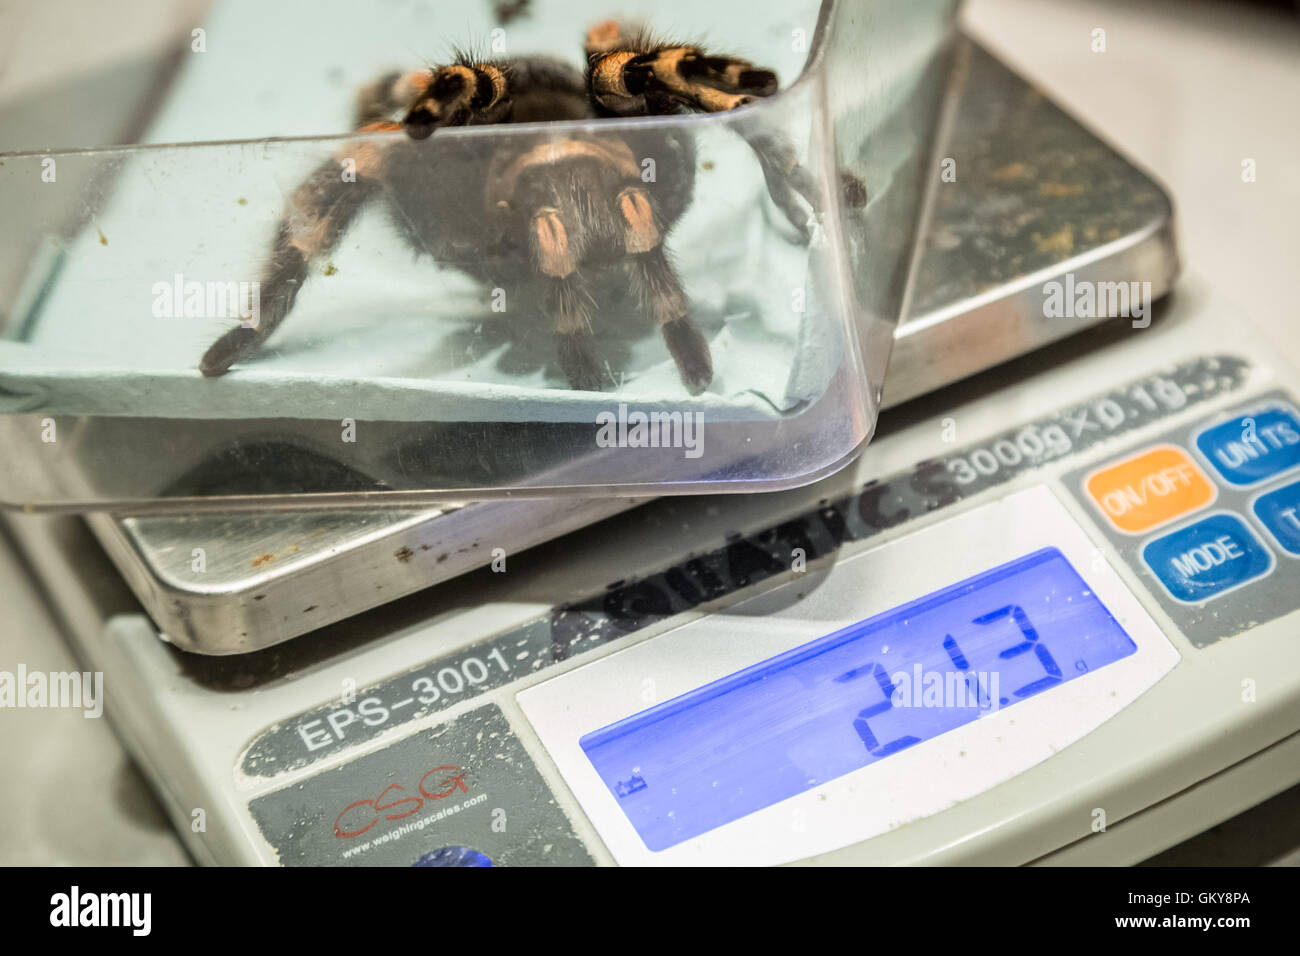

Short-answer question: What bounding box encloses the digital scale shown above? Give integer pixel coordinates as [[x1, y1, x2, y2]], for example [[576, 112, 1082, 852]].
[[6, 39, 1300, 866]]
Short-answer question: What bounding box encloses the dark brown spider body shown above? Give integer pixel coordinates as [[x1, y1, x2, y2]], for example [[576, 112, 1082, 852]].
[[200, 23, 817, 394], [385, 120, 701, 388]]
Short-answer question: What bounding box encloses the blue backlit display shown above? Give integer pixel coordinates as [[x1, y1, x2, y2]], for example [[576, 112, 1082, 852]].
[[580, 547, 1136, 852]]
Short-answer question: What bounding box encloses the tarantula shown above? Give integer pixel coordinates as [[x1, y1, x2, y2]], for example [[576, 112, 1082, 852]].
[[199, 21, 823, 394]]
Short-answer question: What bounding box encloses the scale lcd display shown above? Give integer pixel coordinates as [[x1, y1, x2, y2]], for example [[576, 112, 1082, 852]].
[[580, 547, 1137, 852]]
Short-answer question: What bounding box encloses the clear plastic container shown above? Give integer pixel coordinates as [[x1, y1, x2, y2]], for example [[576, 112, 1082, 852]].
[[0, 0, 958, 510]]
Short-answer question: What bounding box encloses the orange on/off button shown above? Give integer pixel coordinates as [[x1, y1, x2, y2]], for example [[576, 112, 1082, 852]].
[[1084, 445, 1217, 533]]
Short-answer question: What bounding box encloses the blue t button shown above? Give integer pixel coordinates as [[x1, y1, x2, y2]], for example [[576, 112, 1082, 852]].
[[1253, 480, 1300, 556], [1195, 405, 1300, 486], [1143, 513, 1273, 603]]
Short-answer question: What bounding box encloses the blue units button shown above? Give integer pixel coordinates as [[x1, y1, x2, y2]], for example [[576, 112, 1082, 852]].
[[1143, 513, 1273, 603], [1253, 480, 1300, 556], [1195, 405, 1300, 486]]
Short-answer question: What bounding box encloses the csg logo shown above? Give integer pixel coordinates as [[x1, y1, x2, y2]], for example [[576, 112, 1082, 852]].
[[333, 765, 470, 839]]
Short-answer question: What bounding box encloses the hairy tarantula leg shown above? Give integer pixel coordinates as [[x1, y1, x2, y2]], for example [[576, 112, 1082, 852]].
[[742, 132, 823, 242], [585, 22, 822, 240], [627, 247, 713, 395], [585, 21, 777, 116], [552, 291, 602, 392], [613, 185, 712, 393], [400, 61, 512, 138], [529, 205, 602, 391], [353, 70, 437, 126], [199, 122, 392, 377]]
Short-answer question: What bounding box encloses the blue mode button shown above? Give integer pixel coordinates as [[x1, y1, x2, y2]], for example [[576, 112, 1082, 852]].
[[1195, 405, 1300, 486], [1143, 513, 1273, 603], [1253, 480, 1300, 556]]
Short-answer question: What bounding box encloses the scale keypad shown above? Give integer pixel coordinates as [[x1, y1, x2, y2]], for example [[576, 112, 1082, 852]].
[[1141, 513, 1273, 603], [1252, 479, 1300, 556], [1083, 445, 1216, 533], [1194, 405, 1300, 486], [1068, 394, 1300, 646]]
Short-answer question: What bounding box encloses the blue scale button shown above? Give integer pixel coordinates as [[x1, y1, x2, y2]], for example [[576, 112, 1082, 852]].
[[1195, 405, 1300, 486], [412, 846, 493, 867], [1253, 480, 1300, 556], [1143, 513, 1273, 603]]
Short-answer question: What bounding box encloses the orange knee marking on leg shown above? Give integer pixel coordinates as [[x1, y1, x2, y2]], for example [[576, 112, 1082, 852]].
[[618, 188, 659, 253], [651, 51, 752, 112], [351, 144, 381, 177], [348, 123, 398, 177], [698, 88, 752, 111], [592, 51, 635, 97], [533, 208, 575, 277], [479, 64, 508, 107]]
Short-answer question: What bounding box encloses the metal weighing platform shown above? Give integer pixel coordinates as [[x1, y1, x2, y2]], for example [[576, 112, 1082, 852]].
[[14, 39, 1296, 868]]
